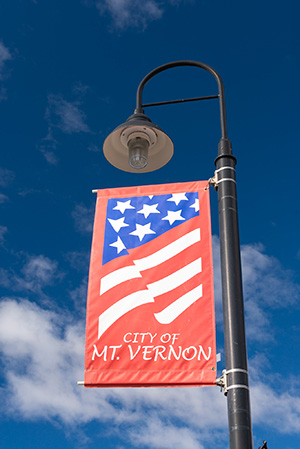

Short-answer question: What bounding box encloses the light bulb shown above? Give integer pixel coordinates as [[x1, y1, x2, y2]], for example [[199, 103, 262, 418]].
[[128, 136, 149, 169]]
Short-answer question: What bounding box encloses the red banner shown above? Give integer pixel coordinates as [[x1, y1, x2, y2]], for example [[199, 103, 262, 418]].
[[84, 181, 216, 387]]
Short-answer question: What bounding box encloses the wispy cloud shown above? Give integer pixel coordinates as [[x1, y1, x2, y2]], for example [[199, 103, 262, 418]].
[[0, 193, 8, 204], [38, 139, 59, 166], [69, 277, 88, 311], [65, 250, 90, 271], [72, 203, 94, 234], [0, 254, 60, 296], [46, 94, 90, 135], [0, 225, 7, 243], [94, 0, 182, 31], [39, 93, 90, 164], [0, 167, 15, 187], [0, 166, 15, 203], [0, 41, 12, 80]]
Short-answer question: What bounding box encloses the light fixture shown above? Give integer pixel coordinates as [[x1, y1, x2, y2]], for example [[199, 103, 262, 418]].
[[103, 112, 174, 173]]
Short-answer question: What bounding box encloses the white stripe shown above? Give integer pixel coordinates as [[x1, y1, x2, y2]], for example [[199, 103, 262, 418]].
[[216, 178, 236, 185], [100, 228, 201, 294], [154, 284, 203, 324], [134, 228, 200, 271], [226, 384, 250, 391], [225, 368, 249, 376], [100, 265, 141, 295], [147, 257, 202, 297], [215, 166, 236, 173], [98, 290, 155, 339]]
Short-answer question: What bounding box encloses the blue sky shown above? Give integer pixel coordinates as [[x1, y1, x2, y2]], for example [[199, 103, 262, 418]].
[[0, 1, 299, 448]]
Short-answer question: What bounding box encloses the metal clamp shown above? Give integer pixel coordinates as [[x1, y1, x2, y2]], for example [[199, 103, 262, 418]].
[[216, 369, 227, 394], [216, 368, 249, 396], [209, 166, 237, 191]]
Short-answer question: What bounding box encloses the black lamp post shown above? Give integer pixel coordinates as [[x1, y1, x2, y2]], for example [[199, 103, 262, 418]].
[[103, 60, 253, 449]]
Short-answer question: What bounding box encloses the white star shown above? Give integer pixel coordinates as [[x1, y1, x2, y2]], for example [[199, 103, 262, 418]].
[[190, 198, 199, 212], [130, 223, 156, 241], [162, 209, 185, 225], [137, 203, 160, 219], [108, 217, 129, 233], [113, 200, 135, 214], [167, 193, 188, 206], [109, 236, 126, 254]]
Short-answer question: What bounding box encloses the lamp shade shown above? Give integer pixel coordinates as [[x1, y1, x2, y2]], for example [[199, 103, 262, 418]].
[[103, 112, 174, 173]]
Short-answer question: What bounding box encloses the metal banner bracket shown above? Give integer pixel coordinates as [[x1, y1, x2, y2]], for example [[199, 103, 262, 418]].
[[209, 166, 237, 191], [216, 368, 249, 397], [216, 369, 228, 395], [208, 172, 218, 191]]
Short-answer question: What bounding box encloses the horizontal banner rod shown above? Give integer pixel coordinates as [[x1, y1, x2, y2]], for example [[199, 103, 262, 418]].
[[142, 94, 219, 108]]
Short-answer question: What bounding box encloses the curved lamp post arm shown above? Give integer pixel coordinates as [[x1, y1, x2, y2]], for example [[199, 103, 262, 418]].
[[135, 60, 228, 140]]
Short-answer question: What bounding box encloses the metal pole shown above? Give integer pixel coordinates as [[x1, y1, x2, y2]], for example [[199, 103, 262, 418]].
[[215, 139, 253, 449], [135, 61, 253, 449]]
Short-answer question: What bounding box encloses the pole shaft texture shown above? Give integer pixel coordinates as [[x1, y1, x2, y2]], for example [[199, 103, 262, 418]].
[[216, 140, 253, 449]]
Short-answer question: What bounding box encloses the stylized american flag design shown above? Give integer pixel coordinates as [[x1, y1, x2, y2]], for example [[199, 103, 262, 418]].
[[84, 181, 216, 387], [99, 191, 201, 338], [103, 191, 199, 264]]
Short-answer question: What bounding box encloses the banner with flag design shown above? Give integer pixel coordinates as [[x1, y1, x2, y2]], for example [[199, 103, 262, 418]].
[[84, 181, 216, 387]]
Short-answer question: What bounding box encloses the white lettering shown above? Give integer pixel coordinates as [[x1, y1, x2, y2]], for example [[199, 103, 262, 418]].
[[171, 333, 180, 344], [132, 333, 139, 343], [153, 346, 167, 361], [149, 332, 157, 343], [168, 345, 182, 360], [110, 345, 122, 360], [142, 346, 154, 360], [198, 346, 212, 360], [160, 333, 171, 343], [92, 345, 122, 361], [123, 332, 132, 343], [182, 346, 197, 360], [128, 345, 141, 360], [92, 344, 107, 361]]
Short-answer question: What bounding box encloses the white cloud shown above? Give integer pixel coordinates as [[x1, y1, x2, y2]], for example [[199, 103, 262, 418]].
[[0, 297, 300, 448], [65, 250, 90, 271], [129, 418, 205, 449], [0, 86, 7, 101], [87, 143, 100, 152], [241, 243, 299, 308], [21, 255, 58, 286], [47, 94, 90, 134], [0, 298, 226, 448], [96, 0, 183, 31], [39, 93, 90, 164], [0, 225, 7, 242], [39, 145, 58, 165], [1, 241, 300, 446], [69, 277, 88, 311], [212, 237, 300, 342], [72, 203, 94, 234], [0, 41, 12, 79], [0, 193, 8, 203], [0, 255, 59, 296], [0, 166, 15, 187], [251, 382, 300, 433]]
